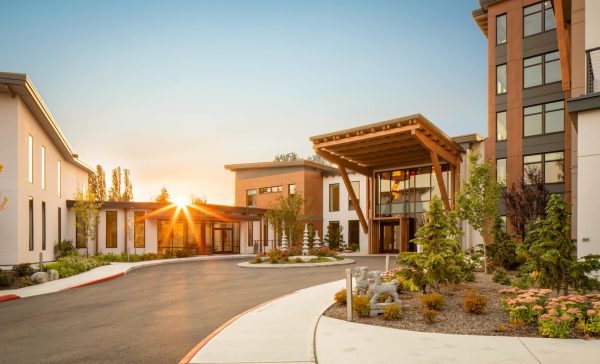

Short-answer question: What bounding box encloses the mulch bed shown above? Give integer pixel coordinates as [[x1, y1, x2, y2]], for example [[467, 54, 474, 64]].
[[324, 272, 568, 338]]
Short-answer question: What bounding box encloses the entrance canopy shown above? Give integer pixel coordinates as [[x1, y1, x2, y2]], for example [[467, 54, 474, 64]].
[[310, 114, 464, 233]]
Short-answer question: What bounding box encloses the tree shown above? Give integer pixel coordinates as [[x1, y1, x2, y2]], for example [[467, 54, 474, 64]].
[[0, 164, 7, 212], [397, 196, 466, 293], [324, 223, 345, 249], [519, 194, 600, 294], [122, 169, 133, 202], [155, 187, 170, 202], [73, 188, 102, 255], [273, 152, 300, 162], [265, 193, 308, 247], [487, 216, 519, 270], [306, 154, 330, 166], [503, 167, 549, 240], [107, 167, 122, 202], [95, 165, 107, 202], [456, 152, 501, 273]]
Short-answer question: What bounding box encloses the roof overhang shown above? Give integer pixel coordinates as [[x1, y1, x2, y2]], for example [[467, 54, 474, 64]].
[[224, 159, 337, 173], [0, 72, 94, 173], [309, 114, 463, 176]]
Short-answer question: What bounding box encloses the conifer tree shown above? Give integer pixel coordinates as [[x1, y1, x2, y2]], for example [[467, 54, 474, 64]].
[[107, 167, 122, 202], [122, 169, 133, 202], [95, 165, 107, 202], [155, 186, 170, 202]]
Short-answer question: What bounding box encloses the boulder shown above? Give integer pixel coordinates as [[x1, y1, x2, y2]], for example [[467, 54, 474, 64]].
[[31, 272, 49, 284], [48, 269, 59, 281]]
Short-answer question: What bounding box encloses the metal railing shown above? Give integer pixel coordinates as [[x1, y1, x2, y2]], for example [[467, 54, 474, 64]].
[[586, 47, 600, 94]]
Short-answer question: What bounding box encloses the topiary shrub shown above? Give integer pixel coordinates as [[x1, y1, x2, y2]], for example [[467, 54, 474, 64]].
[[383, 304, 402, 320], [420, 292, 445, 311], [352, 295, 370, 317], [422, 307, 438, 323], [493, 268, 512, 285], [334, 288, 347, 305], [12, 263, 34, 277], [463, 289, 487, 314], [54, 239, 78, 259]]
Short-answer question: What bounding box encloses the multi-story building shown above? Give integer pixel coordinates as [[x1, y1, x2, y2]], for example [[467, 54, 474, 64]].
[[473, 0, 600, 255]]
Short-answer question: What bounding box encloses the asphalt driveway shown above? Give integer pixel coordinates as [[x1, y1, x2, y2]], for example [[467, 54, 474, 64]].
[[0, 256, 385, 364]]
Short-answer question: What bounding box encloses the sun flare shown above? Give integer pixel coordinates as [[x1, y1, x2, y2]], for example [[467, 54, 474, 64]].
[[174, 196, 188, 208]]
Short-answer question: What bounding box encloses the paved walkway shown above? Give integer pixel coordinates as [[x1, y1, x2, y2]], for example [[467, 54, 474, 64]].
[[1, 254, 252, 300], [186, 277, 600, 364]]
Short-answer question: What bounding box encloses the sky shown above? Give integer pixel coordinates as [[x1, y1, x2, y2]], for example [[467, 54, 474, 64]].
[[0, 0, 487, 204]]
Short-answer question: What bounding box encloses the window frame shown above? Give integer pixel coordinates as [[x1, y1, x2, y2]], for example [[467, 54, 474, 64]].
[[523, 100, 564, 138], [246, 189, 257, 207], [57, 207, 62, 242], [523, 1, 556, 38], [134, 211, 145, 248], [523, 51, 561, 89], [105, 210, 118, 248], [496, 64, 507, 94], [57, 160, 62, 197], [329, 183, 340, 212], [28, 196, 34, 251], [496, 13, 507, 45], [496, 111, 507, 141], [523, 151, 565, 185], [41, 145, 46, 190], [42, 201, 46, 250], [28, 134, 34, 184], [288, 184, 297, 196], [496, 158, 507, 185]]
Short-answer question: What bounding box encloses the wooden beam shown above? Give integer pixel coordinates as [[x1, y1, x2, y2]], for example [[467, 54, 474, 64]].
[[313, 124, 419, 149], [5, 84, 15, 98], [314, 148, 372, 176], [430, 151, 451, 211], [368, 158, 433, 170], [342, 143, 423, 159], [412, 129, 461, 166], [554, 0, 571, 91], [327, 134, 415, 153], [338, 163, 368, 235]]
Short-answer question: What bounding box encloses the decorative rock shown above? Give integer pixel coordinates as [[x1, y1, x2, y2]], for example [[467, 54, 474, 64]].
[[48, 269, 59, 281], [301, 224, 309, 256], [31, 272, 49, 284], [313, 231, 322, 250]]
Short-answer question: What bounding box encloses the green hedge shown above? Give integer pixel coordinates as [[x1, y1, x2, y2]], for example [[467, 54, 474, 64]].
[[44, 256, 109, 278]]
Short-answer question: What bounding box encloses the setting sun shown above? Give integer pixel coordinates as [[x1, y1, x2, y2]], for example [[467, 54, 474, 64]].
[[174, 196, 188, 208]]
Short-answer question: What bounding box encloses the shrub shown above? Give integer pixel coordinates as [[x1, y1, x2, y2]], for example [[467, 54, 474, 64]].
[[175, 249, 189, 258], [163, 251, 175, 259], [334, 288, 347, 305], [19, 276, 35, 288], [267, 249, 288, 264], [352, 295, 370, 317], [54, 239, 78, 258], [383, 304, 402, 320], [493, 268, 512, 285], [539, 314, 573, 338], [294, 257, 303, 263], [463, 289, 488, 314], [499, 287, 550, 324], [310, 246, 338, 258], [420, 292, 445, 311], [140, 253, 160, 261], [422, 307, 438, 323], [511, 273, 533, 289], [487, 216, 519, 270], [44, 256, 108, 278], [251, 255, 262, 264], [350, 242, 359, 252], [0, 271, 13, 287], [12, 263, 34, 277]]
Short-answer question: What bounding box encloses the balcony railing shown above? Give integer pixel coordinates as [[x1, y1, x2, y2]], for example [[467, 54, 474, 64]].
[[587, 47, 600, 94]]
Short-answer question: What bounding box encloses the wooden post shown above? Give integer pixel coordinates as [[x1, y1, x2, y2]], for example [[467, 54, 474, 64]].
[[430, 151, 451, 211], [346, 269, 353, 322], [339, 164, 368, 234]]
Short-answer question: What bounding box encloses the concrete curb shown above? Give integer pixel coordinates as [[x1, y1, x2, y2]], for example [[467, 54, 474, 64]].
[[0, 294, 20, 302], [237, 258, 356, 269], [61, 272, 125, 290]]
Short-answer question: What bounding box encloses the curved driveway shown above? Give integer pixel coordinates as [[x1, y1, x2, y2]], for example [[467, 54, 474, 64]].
[[0, 256, 385, 364]]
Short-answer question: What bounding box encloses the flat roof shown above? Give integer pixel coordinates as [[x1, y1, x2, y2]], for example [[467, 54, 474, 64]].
[[0, 72, 93, 173], [224, 159, 337, 173]]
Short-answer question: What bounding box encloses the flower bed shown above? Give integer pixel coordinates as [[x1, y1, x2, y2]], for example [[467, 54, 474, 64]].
[[250, 247, 342, 264]]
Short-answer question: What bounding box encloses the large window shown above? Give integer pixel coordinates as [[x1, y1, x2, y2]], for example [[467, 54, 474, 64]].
[[28, 197, 34, 251], [497, 64, 507, 94], [496, 14, 507, 45], [57, 207, 62, 242], [348, 220, 359, 246], [348, 181, 360, 210], [524, 101, 564, 137], [523, 151, 564, 184], [496, 111, 507, 141], [259, 186, 282, 194], [288, 184, 297, 196], [524, 51, 561, 88], [42, 201, 46, 250], [248, 221, 254, 247], [106, 211, 117, 248], [57, 160, 62, 197], [329, 184, 340, 212], [134, 211, 145, 248], [524, 1, 556, 37], [41, 146, 46, 190], [496, 158, 507, 184], [28, 134, 33, 184], [246, 189, 257, 207]]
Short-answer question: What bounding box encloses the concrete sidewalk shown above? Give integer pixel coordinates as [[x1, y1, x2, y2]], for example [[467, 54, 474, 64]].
[[185, 277, 600, 364], [1, 254, 252, 300]]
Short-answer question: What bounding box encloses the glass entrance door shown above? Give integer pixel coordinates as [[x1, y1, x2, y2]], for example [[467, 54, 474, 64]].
[[379, 221, 399, 253]]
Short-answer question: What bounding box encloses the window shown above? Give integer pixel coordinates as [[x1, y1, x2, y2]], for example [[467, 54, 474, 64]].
[[57, 160, 61, 197], [76, 214, 86, 248], [329, 184, 340, 212], [42, 201, 46, 250], [28, 135, 33, 184], [259, 186, 282, 194], [41, 146, 46, 190], [134, 211, 145, 248], [28, 197, 34, 251], [248, 221, 254, 247], [523, 152, 564, 184], [500, 216, 507, 232], [348, 220, 360, 246], [348, 181, 360, 210], [496, 64, 507, 94], [106, 211, 117, 248], [246, 189, 257, 207], [524, 101, 564, 136], [288, 184, 297, 196], [524, 51, 561, 88], [57, 207, 62, 242], [496, 14, 507, 45], [496, 111, 507, 141], [496, 158, 507, 184], [524, 1, 555, 37]]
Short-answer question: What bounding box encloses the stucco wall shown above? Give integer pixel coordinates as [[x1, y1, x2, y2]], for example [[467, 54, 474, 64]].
[[585, 0, 600, 49]]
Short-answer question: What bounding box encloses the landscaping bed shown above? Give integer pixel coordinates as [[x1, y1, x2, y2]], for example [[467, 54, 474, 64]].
[[324, 272, 597, 339]]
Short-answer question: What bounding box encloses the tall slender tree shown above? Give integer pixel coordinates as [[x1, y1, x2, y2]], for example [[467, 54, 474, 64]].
[[107, 167, 122, 202], [95, 165, 107, 202], [122, 169, 133, 202], [73, 188, 102, 255]]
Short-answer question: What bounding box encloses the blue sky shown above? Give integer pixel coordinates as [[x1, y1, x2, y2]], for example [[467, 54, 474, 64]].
[[0, 0, 487, 204]]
